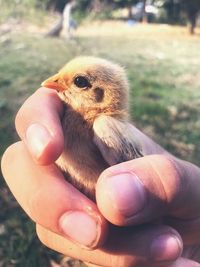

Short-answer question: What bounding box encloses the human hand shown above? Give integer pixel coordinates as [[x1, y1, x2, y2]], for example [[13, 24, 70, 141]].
[[1, 88, 200, 267]]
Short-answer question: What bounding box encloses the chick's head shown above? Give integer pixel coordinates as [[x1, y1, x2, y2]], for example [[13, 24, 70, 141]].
[[42, 56, 129, 121]]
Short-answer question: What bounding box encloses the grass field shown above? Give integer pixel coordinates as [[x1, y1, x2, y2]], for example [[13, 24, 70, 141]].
[[0, 20, 200, 267]]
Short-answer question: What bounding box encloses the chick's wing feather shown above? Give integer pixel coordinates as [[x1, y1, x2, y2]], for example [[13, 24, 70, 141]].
[[93, 115, 143, 166]]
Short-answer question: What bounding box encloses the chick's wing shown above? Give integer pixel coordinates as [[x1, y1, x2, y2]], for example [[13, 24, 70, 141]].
[[93, 115, 143, 166]]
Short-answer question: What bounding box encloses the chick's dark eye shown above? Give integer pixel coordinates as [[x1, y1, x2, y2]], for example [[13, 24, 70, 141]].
[[74, 76, 90, 88]]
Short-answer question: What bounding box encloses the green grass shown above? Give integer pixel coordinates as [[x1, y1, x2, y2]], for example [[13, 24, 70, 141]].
[[0, 22, 200, 266]]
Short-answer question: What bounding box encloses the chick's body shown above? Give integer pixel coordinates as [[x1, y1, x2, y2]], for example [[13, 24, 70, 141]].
[[42, 57, 142, 200], [57, 104, 108, 200]]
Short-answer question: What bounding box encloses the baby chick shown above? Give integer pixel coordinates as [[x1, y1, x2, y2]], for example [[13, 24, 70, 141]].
[[42, 56, 143, 200]]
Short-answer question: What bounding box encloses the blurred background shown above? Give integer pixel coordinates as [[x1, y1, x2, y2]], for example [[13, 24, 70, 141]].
[[0, 0, 200, 266]]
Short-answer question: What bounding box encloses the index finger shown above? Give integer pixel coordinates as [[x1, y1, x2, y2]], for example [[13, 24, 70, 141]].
[[15, 87, 64, 165]]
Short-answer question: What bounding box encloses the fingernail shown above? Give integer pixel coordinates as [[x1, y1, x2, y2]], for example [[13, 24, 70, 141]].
[[105, 173, 146, 217], [59, 211, 100, 249], [26, 124, 51, 159], [151, 234, 182, 262]]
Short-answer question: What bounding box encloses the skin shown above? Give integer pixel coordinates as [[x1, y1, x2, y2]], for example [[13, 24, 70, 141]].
[[1, 88, 200, 267]]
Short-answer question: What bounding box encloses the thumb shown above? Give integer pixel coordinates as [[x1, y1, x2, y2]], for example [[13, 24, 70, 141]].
[[96, 155, 200, 226]]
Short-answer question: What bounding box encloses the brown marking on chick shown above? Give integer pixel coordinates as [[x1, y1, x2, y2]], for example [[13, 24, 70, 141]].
[[94, 87, 104, 103]]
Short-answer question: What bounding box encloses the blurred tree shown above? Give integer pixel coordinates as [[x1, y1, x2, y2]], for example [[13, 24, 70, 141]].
[[45, 0, 91, 12], [182, 0, 200, 34], [45, 0, 76, 38], [141, 0, 147, 22], [163, 0, 181, 24], [155, 0, 200, 33], [46, 0, 69, 13]]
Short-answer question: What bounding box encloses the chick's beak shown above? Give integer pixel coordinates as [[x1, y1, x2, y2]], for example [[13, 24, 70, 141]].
[[41, 73, 65, 92]]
